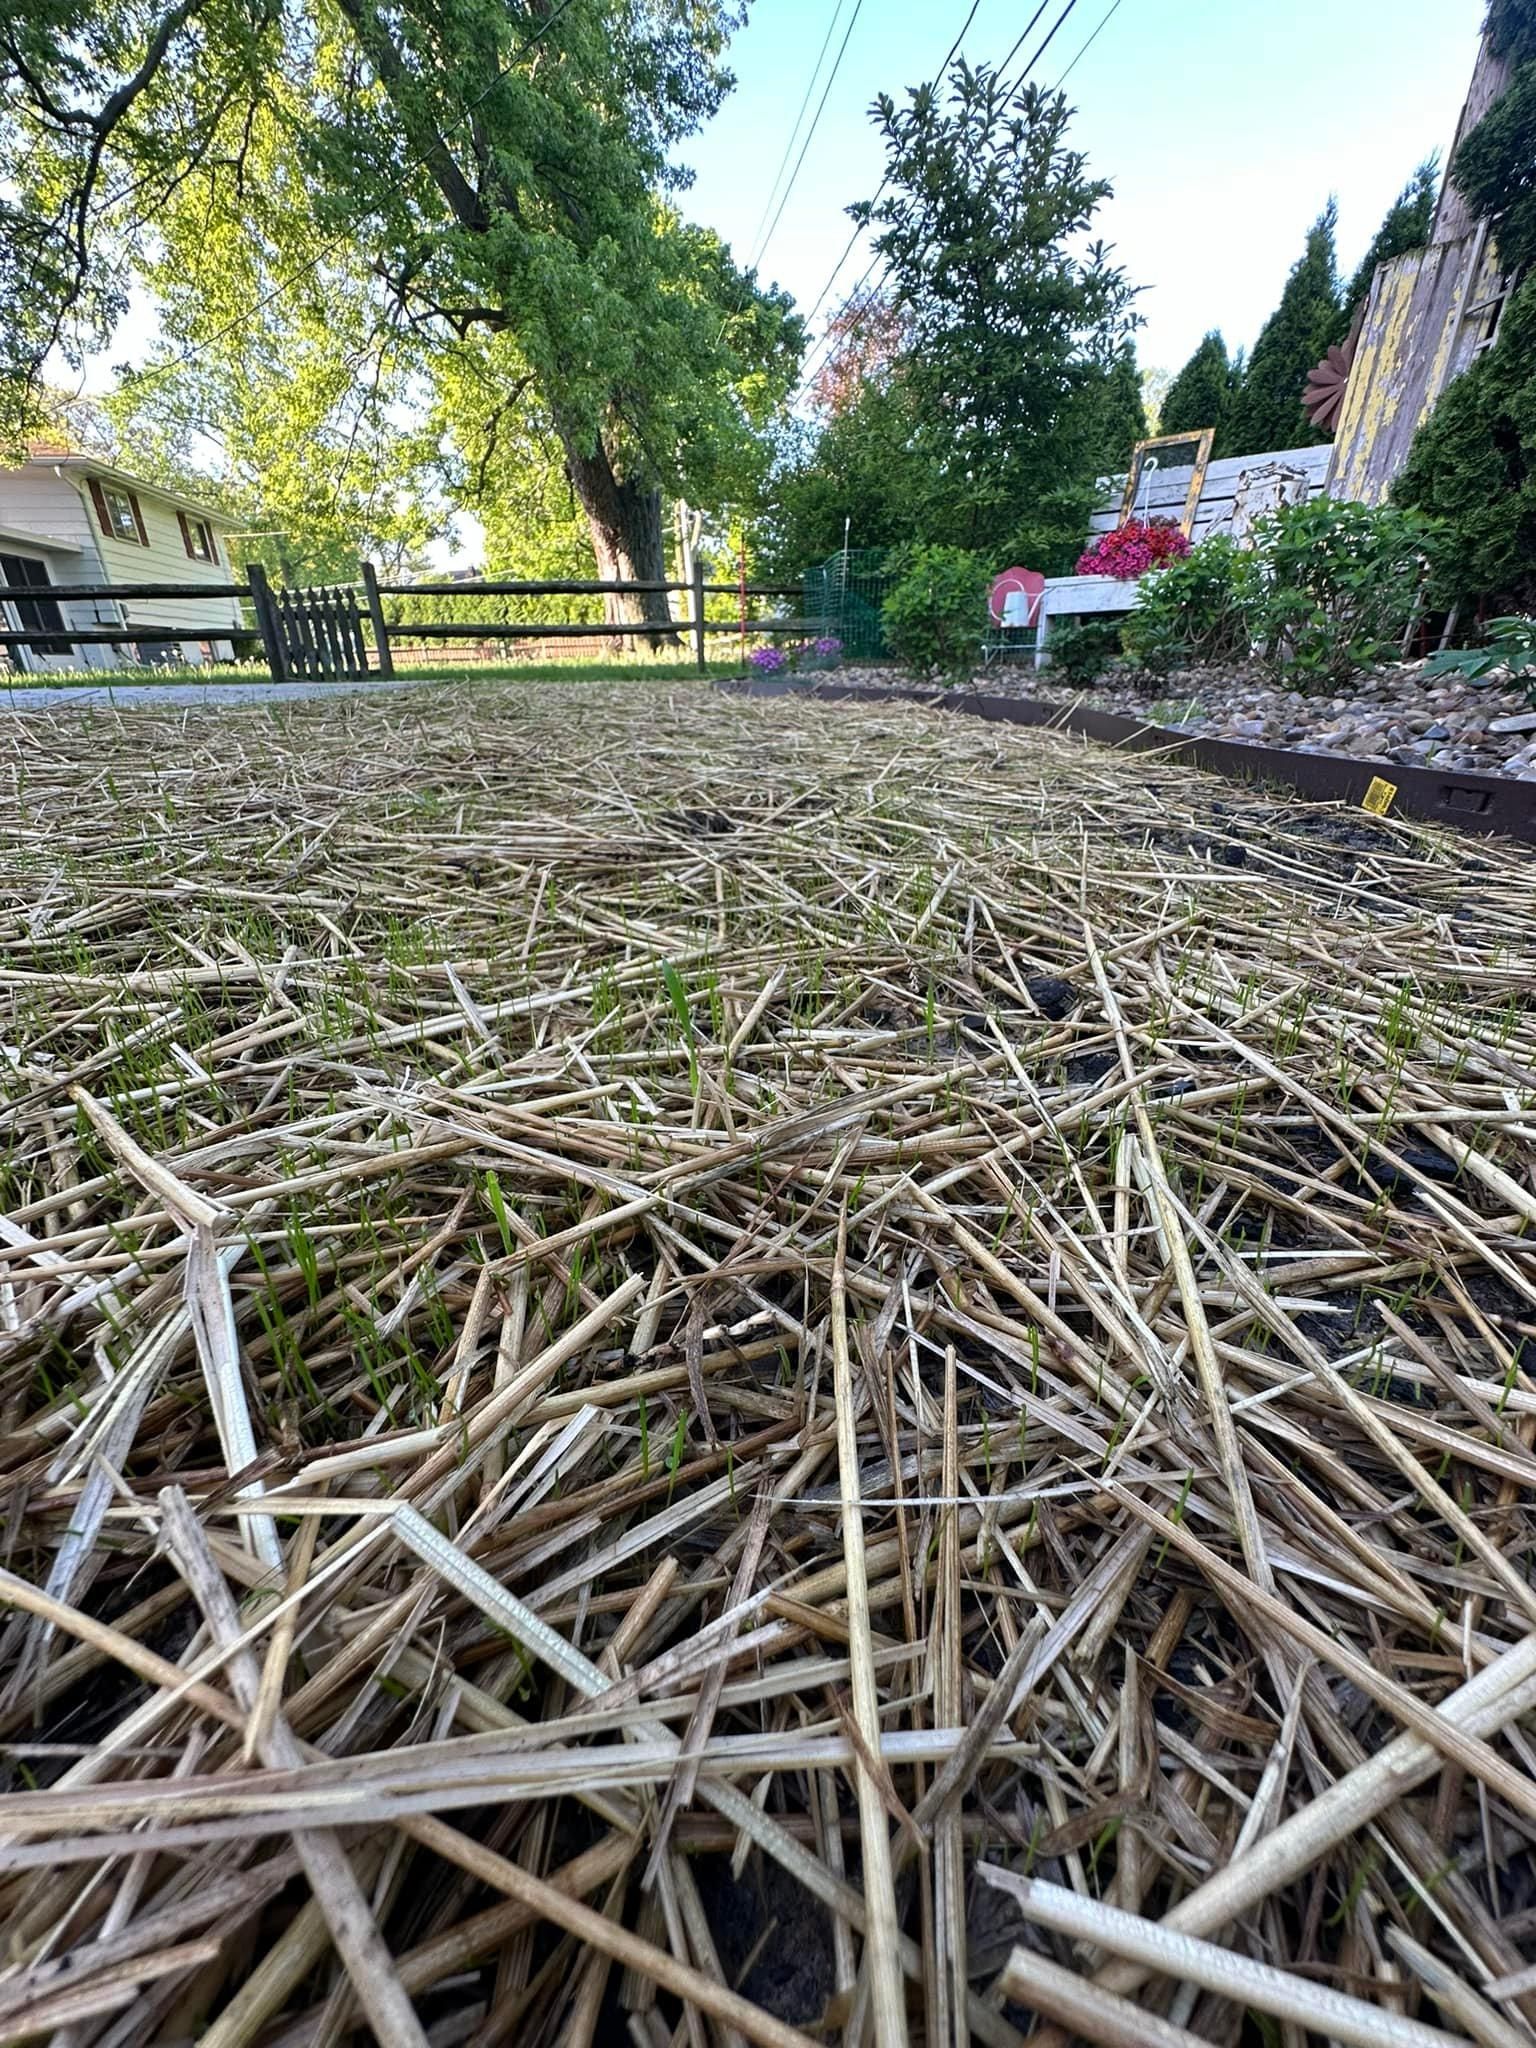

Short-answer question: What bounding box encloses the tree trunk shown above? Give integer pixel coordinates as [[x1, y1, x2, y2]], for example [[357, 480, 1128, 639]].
[[562, 434, 678, 649]]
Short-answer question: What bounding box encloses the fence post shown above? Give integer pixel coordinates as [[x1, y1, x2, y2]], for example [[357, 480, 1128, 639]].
[[691, 554, 706, 673], [245, 562, 287, 683], [360, 561, 395, 678]]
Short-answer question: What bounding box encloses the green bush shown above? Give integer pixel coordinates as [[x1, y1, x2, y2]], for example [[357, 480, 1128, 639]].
[[1121, 536, 1255, 670], [1246, 496, 1435, 688], [1395, 274, 1536, 618], [1425, 615, 1536, 704], [881, 545, 988, 686], [1044, 616, 1124, 686]]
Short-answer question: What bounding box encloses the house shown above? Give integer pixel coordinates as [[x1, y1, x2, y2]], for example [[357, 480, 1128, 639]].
[[0, 445, 244, 674]]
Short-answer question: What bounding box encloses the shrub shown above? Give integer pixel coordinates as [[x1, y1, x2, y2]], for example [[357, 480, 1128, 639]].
[[1044, 616, 1124, 686], [1395, 274, 1536, 618], [1121, 536, 1256, 670], [881, 545, 988, 686], [1425, 616, 1536, 704], [1246, 496, 1436, 688], [1075, 518, 1191, 580]]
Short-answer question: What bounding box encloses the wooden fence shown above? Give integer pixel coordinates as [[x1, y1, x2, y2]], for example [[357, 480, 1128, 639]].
[[0, 561, 813, 682]]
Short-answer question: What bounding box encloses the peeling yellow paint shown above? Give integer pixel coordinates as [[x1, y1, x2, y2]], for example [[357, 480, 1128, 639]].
[[1328, 232, 1484, 503]]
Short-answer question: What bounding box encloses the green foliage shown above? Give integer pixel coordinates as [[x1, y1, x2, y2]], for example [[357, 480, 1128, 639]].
[[1247, 496, 1435, 687], [1161, 332, 1237, 446], [1487, 0, 1536, 70], [881, 545, 987, 686], [853, 62, 1139, 554], [1005, 482, 1103, 580], [759, 376, 938, 581], [1225, 206, 1341, 457], [0, 0, 801, 599], [102, 204, 443, 580], [1424, 616, 1536, 702], [1395, 273, 1536, 616], [1342, 160, 1438, 313], [1044, 616, 1123, 686], [1449, 60, 1536, 274], [1083, 344, 1149, 474], [1394, 32, 1536, 618], [1121, 537, 1256, 670]]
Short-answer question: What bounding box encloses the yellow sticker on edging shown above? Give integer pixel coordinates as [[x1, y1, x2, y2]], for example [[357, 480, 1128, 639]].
[[1361, 776, 1398, 817]]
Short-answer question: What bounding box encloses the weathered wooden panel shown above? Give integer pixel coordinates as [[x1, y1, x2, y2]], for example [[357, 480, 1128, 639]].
[[1086, 445, 1330, 538], [1327, 234, 1482, 505], [1433, 39, 1508, 246]]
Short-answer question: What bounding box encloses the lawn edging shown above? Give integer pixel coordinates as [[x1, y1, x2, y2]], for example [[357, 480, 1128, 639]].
[[720, 676, 1536, 846]]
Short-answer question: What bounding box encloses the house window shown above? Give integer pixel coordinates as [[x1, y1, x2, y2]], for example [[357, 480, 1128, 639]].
[[0, 554, 73, 657], [87, 477, 148, 545], [177, 512, 219, 563]]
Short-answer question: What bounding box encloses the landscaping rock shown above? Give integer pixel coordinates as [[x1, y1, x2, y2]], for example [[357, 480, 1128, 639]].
[[809, 661, 1536, 780]]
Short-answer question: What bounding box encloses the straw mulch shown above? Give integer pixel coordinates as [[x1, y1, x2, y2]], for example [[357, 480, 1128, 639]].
[[1, 679, 1534, 2048]]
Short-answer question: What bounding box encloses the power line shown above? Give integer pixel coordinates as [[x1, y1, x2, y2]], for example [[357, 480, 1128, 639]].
[[1000, 0, 1080, 85], [754, 0, 868, 271], [790, 0, 989, 380], [746, 0, 852, 266], [1051, 0, 1127, 89], [995, 2, 1052, 78]]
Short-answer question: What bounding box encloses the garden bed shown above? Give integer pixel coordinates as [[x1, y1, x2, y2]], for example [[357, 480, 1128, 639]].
[[1035, 659, 1536, 780], [832, 660, 1536, 780], [734, 674, 1536, 843], [2, 680, 1535, 2044]]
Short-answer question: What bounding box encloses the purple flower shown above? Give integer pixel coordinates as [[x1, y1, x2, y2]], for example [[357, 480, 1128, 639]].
[[748, 645, 787, 672], [814, 636, 843, 658]]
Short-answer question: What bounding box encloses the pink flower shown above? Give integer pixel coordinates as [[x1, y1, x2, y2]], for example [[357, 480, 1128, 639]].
[[1076, 519, 1190, 580]]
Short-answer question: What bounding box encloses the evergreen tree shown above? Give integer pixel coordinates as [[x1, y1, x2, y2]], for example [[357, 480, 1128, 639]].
[[1225, 205, 1342, 456], [1083, 343, 1148, 472], [1160, 331, 1235, 442], [1395, 273, 1536, 614], [1395, 6, 1536, 614], [858, 62, 1139, 553], [1449, 61, 1536, 274], [1341, 160, 1439, 318]]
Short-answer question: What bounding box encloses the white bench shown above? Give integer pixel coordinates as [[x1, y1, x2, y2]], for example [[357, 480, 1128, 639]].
[[1032, 575, 1141, 668]]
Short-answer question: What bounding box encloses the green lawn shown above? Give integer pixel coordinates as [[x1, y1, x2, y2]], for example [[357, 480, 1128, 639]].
[[1, 654, 754, 688]]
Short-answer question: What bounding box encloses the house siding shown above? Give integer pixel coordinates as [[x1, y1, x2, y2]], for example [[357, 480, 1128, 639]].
[[64, 472, 243, 653], [0, 462, 243, 669], [0, 468, 119, 670]]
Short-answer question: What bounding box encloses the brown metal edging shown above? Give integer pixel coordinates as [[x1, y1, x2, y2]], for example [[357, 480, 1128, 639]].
[[717, 679, 1536, 847]]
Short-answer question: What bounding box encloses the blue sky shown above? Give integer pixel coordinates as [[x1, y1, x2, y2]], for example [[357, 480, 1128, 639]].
[[681, 0, 1487, 380]]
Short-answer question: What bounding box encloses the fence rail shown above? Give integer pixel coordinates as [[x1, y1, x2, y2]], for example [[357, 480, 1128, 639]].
[[0, 560, 818, 681]]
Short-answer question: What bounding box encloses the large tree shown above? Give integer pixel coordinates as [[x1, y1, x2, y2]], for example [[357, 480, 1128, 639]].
[[853, 62, 1139, 554], [1160, 331, 1236, 445], [0, 0, 801, 626], [1084, 341, 1148, 472], [1224, 204, 1342, 457]]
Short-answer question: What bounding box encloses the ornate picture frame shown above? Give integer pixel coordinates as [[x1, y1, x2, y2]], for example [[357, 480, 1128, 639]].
[[1118, 428, 1216, 536]]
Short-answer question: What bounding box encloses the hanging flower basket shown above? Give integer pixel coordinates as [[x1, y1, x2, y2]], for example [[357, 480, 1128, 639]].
[[1076, 518, 1191, 581]]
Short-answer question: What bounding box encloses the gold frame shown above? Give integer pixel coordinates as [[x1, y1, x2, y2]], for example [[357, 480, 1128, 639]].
[[1118, 428, 1216, 537]]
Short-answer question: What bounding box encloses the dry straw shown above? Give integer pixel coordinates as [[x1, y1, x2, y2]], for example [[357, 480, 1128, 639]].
[[0, 678, 1533, 2046]]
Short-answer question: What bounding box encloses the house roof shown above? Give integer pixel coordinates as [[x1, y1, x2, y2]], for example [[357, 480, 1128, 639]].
[[24, 450, 234, 526], [0, 522, 81, 555]]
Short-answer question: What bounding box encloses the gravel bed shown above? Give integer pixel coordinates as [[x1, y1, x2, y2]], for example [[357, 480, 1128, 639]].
[[826, 661, 1536, 779]]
